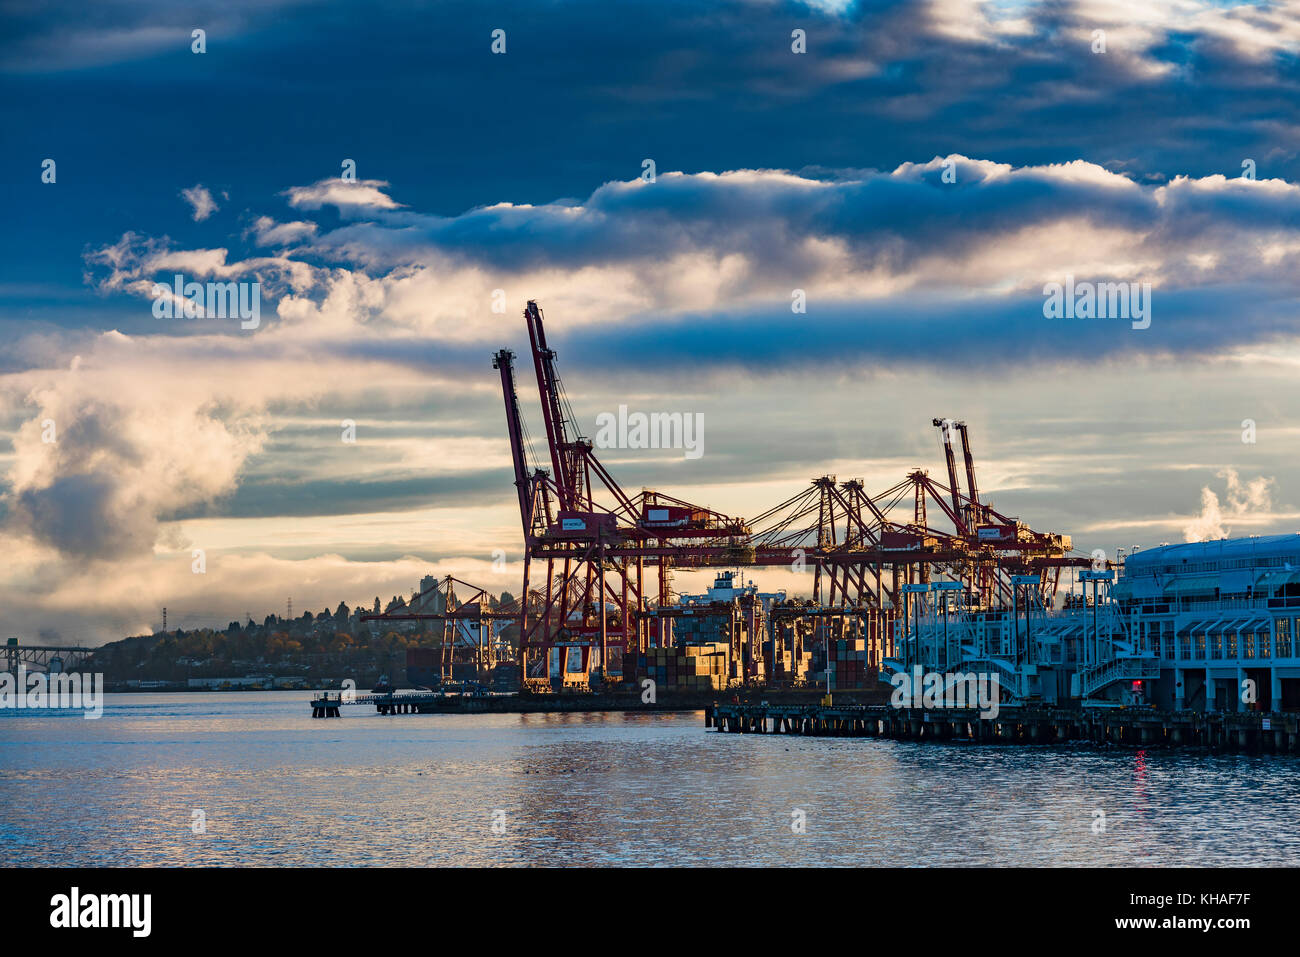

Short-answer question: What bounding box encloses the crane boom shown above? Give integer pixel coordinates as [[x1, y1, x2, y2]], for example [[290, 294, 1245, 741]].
[[932, 418, 965, 532], [524, 300, 578, 509], [493, 349, 533, 537], [957, 421, 980, 522]]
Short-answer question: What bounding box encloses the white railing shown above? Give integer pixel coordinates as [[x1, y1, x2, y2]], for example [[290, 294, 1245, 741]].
[[1080, 655, 1160, 697], [1125, 595, 1300, 614]]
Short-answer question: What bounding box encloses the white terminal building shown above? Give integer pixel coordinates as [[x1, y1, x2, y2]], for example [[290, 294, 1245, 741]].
[[1109, 535, 1300, 711], [885, 534, 1300, 711]]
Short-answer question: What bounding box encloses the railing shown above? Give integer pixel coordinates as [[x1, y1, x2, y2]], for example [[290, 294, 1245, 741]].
[[1080, 655, 1160, 697], [1125, 596, 1300, 615], [1156, 647, 1299, 665]]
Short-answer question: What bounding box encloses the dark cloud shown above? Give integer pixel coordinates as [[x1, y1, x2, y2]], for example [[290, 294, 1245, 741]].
[[6, 0, 1299, 313], [559, 282, 1300, 370], [12, 473, 149, 557], [172, 470, 510, 520]]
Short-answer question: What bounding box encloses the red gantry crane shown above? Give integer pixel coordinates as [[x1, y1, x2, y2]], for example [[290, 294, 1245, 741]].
[[495, 301, 750, 690], [493, 302, 1095, 691]]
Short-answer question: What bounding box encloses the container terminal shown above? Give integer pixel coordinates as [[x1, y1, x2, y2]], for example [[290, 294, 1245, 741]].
[[306, 301, 1300, 749]]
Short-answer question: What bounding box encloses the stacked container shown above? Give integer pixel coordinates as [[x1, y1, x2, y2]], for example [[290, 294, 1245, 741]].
[[639, 642, 729, 692], [826, 637, 868, 689]]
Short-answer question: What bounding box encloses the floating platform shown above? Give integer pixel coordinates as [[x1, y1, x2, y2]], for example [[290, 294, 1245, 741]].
[[705, 702, 1300, 752]]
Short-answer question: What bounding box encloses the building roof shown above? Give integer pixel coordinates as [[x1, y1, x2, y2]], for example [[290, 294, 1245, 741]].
[[1124, 534, 1300, 571]]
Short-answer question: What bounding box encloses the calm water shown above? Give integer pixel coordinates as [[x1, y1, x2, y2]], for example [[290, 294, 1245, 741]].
[[2, 692, 1298, 866]]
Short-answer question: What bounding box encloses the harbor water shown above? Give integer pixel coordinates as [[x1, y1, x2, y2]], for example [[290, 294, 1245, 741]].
[[2, 692, 1298, 866]]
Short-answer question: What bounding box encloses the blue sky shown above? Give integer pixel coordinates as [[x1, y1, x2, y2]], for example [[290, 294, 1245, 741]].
[[2, 0, 1300, 641]]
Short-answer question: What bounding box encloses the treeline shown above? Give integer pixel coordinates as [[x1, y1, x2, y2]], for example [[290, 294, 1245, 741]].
[[95, 590, 517, 682]]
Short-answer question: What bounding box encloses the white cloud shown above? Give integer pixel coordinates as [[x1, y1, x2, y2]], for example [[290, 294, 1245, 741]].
[[1183, 468, 1275, 542], [181, 184, 219, 221], [249, 216, 318, 246], [285, 178, 403, 212]]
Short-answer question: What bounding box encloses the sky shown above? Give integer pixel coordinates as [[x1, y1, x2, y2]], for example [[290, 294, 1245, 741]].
[[2, 0, 1299, 644]]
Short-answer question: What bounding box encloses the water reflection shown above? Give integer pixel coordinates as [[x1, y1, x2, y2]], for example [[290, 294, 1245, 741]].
[[1, 693, 1298, 866]]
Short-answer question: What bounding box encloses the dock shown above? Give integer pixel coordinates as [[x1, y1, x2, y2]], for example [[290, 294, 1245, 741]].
[[308, 688, 771, 717], [704, 702, 1300, 752], [310, 693, 343, 718]]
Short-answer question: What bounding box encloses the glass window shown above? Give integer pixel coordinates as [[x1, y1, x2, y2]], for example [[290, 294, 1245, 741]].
[[1211, 633, 1223, 660], [1244, 632, 1256, 659], [1195, 632, 1206, 659], [1179, 636, 1192, 660], [1260, 631, 1271, 659], [1227, 631, 1238, 658]]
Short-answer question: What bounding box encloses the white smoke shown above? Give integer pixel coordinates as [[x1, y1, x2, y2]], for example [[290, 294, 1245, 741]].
[[1183, 468, 1274, 542]]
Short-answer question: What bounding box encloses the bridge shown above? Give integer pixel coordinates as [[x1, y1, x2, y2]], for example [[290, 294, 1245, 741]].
[[3, 640, 96, 674]]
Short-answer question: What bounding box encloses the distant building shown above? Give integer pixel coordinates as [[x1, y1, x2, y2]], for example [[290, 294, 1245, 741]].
[[187, 674, 275, 690]]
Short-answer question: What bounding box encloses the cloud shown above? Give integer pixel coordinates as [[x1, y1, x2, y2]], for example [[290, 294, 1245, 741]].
[[72, 157, 1300, 368], [285, 178, 404, 213], [84, 232, 317, 302], [7, 0, 1299, 195], [0, 546, 498, 644], [274, 158, 1300, 361], [52, 156, 1300, 562], [2, 349, 269, 560], [248, 216, 318, 246], [0, 1, 303, 72], [180, 184, 219, 221], [12, 152, 1300, 641], [7, 0, 1300, 645], [1183, 468, 1275, 542]]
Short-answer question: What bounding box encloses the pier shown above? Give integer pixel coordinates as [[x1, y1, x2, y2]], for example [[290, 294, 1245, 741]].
[[705, 703, 1300, 752], [310, 694, 343, 718], [309, 691, 455, 717], [308, 688, 761, 717]]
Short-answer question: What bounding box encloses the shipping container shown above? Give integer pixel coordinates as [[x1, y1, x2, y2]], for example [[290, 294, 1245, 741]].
[[549, 510, 620, 538], [641, 504, 708, 528]]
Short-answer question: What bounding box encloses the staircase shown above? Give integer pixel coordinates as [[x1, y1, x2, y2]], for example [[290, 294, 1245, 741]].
[[1079, 654, 1160, 697]]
